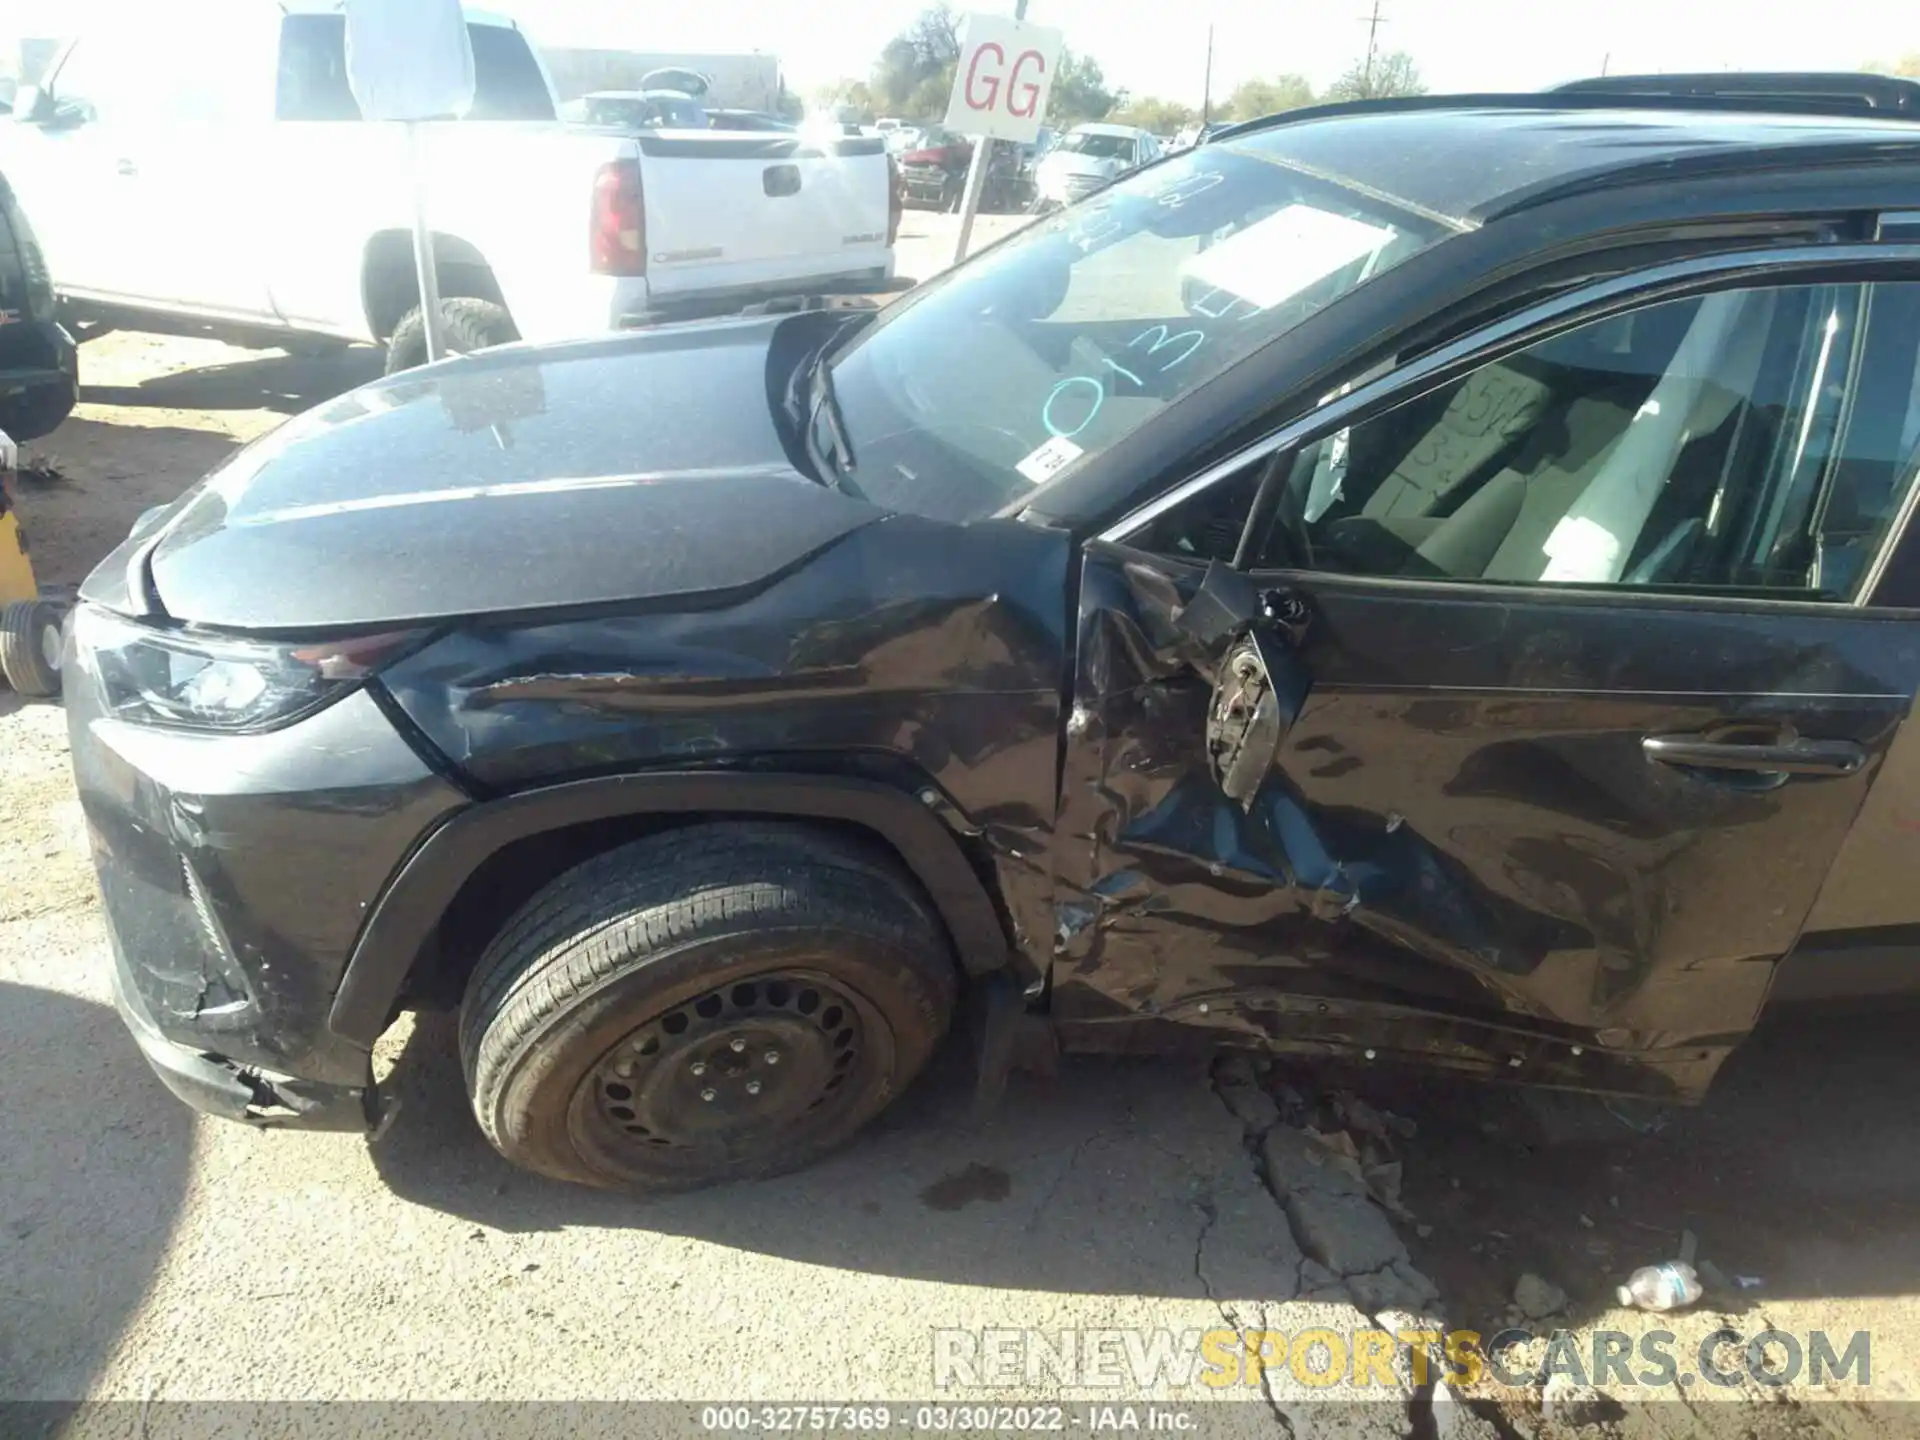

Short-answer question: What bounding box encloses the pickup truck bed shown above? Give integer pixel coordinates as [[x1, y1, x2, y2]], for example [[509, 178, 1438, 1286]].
[[0, 3, 896, 362]]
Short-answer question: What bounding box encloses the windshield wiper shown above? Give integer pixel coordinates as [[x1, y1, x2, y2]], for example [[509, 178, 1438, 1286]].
[[781, 326, 860, 492], [807, 353, 858, 488]]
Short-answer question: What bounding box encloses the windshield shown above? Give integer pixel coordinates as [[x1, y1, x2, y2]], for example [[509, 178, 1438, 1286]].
[[822, 141, 1450, 523], [1056, 131, 1136, 160]]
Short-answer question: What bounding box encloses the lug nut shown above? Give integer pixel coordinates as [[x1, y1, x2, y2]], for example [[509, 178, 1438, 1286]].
[[700, 1088, 717, 1102], [764, 1050, 781, 1065], [730, 1038, 747, 1053], [690, 1061, 708, 1077], [746, 1080, 762, 1095]]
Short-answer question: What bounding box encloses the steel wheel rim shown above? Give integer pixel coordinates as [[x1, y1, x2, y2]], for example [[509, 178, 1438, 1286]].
[[574, 969, 878, 1165]]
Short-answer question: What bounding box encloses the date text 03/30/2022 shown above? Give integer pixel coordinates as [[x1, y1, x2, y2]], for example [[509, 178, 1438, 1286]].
[[699, 1406, 1197, 1432]]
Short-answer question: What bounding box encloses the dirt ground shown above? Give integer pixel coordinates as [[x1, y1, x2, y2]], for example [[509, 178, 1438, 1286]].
[[6, 214, 1920, 1435]]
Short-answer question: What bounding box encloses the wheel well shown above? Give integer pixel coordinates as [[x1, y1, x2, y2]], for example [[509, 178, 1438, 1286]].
[[398, 812, 971, 1013], [361, 230, 507, 341]]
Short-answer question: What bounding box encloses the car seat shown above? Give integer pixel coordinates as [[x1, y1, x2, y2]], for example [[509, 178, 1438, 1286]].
[[1406, 290, 1773, 585]]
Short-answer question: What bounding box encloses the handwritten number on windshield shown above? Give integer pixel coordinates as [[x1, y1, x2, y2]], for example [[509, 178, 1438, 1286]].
[[1041, 325, 1209, 439], [1129, 325, 1205, 371], [1151, 169, 1226, 210], [1188, 287, 1263, 322], [1042, 376, 1106, 439], [1066, 210, 1126, 255]]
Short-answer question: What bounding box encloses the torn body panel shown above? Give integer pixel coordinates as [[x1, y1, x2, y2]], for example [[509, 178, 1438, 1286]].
[[379, 514, 1074, 977], [1055, 540, 1919, 1099], [113, 944, 375, 1131]]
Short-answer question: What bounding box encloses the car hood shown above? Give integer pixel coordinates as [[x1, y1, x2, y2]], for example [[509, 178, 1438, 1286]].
[[89, 317, 884, 631]]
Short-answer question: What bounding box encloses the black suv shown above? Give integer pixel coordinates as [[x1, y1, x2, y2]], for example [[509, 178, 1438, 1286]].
[[68, 80, 1920, 1190], [0, 167, 76, 441]]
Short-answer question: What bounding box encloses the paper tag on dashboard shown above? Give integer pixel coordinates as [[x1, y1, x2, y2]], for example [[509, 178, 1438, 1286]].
[[1016, 435, 1085, 485], [1180, 204, 1394, 311]]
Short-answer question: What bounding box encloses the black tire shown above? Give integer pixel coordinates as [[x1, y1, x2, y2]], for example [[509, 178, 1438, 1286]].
[[0, 382, 76, 442], [0, 598, 63, 698], [459, 823, 959, 1190], [383, 298, 518, 376]]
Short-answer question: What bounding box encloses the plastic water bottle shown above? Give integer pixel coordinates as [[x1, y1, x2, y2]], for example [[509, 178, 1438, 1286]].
[[1617, 1261, 1703, 1312]]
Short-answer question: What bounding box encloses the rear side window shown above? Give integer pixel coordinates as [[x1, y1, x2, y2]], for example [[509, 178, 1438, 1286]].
[[1154, 281, 1920, 604], [277, 16, 554, 122]]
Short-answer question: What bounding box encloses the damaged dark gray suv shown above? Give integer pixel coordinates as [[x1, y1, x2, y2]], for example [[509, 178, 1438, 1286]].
[[70, 82, 1920, 1189]]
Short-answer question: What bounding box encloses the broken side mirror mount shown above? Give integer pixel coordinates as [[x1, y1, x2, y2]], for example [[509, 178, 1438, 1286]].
[[1173, 559, 1259, 648], [1206, 626, 1312, 809], [1208, 628, 1283, 807], [1181, 561, 1317, 810]]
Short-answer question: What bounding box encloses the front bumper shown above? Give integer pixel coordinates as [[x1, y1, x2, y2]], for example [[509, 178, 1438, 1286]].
[[110, 942, 374, 1130], [900, 165, 957, 204], [1040, 171, 1115, 204], [65, 636, 467, 1130], [617, 272, 907, 328]]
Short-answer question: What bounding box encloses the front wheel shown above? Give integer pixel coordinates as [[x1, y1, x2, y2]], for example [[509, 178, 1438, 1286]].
[[458, 823, 958, 1190], [384, 298, 519, 375]]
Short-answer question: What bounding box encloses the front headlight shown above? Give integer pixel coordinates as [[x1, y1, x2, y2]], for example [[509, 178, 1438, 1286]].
[[73, 607, 426, 733]]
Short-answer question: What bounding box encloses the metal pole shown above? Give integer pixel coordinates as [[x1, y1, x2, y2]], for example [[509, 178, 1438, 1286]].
[[407, 121, 448, 363], [1362, 0, 1384, 94], [953, 0, 1031, 265], [1201, 24, 1214, 124], [951, 142, 992, 263]]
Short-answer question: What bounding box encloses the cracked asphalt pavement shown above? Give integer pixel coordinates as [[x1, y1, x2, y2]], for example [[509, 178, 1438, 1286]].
[[6, 213, 1920, 1438]]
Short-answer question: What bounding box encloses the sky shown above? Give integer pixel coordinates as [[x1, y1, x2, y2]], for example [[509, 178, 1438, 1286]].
[[11, 0, 1918, 106]]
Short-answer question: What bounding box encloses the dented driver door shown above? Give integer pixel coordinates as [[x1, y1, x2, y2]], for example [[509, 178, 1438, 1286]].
[[1051, 533, 1919, 1102]]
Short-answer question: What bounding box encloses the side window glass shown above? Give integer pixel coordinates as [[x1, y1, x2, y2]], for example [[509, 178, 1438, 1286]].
[[1133, 464, 1265, 563], [1222, 282, 1920, 602]]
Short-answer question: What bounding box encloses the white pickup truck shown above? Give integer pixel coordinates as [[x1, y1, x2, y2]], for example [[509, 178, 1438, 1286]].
[[0, 2, 898, 371]]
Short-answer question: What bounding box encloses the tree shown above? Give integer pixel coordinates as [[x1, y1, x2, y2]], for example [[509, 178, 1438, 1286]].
[[1049, 49, 1120, 126], [1866, 53, 1920, 78], [1223, 74, 1316, 122], [872, 37, 931, 116], [868, 5, 970, 119], [811, 78, 874, 116], [905, 4, 963, 69], [1110, 95, 1198, 134], [1324, 50, 1426, 102]]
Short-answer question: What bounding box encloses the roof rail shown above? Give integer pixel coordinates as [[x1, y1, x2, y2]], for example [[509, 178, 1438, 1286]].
[[1207, 81, 1920, 146], [1555, 72, 1920, 116]]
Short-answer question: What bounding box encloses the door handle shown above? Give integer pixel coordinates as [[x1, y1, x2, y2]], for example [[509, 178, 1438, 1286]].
[[115, 158, 137, 176], [1642, 733, 1867, 776]]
